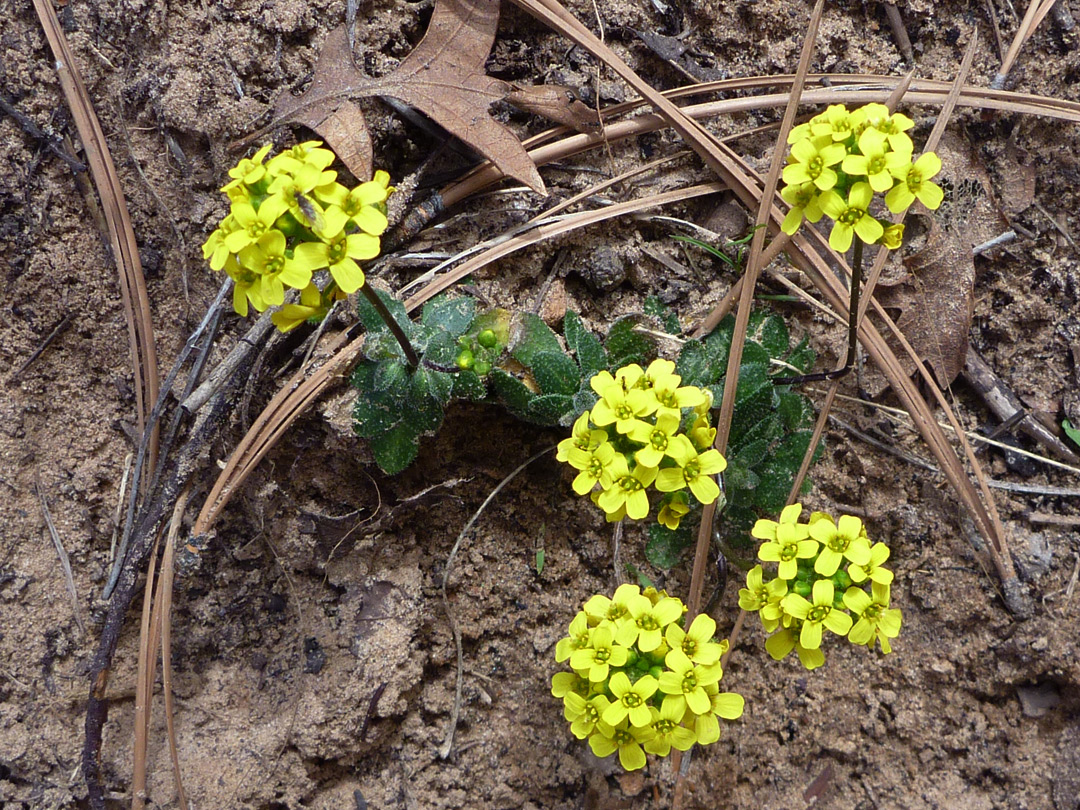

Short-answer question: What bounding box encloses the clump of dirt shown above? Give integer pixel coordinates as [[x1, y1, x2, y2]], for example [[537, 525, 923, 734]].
[[2, 0, 1080, 808]]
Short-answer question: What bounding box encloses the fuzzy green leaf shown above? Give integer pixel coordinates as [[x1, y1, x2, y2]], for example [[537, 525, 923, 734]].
[[749, 310, 789, 357], [422, 294, 476, 337], [526, 393, 574, 425], [676, 340, 709, 387], [510, 313, 562, 366], [491, 369, 535, 417], [531, 351, 581, 396], [452, 370, 488, 401], [564, 311, 607, 374], [373, 358, 411, 399], [605, 315, 657, 369], [646, 522, 695, 569], [370, 423, 421, 475], [357, 287, 410, 335], [644, 296, 682, 335], [352, 388, 401, 439]]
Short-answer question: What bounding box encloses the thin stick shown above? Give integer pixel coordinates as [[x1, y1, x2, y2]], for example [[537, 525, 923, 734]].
[[8, 314, 72, 381], [439, 446, 554, 759]]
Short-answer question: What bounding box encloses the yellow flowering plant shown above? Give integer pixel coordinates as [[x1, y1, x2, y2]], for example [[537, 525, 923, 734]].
[[557, 362, 726, 530], [552, 585, 744, 771], [201, 141, 395, 334], [777, 102, 944, 383], [738, 503, 902, 670]]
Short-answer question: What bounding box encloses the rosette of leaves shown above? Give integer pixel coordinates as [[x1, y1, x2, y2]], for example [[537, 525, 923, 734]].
[[644, 310, 821, 569]]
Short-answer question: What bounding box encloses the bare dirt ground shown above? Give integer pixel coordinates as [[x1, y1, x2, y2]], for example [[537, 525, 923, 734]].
[[2, 0, 1080, 808]]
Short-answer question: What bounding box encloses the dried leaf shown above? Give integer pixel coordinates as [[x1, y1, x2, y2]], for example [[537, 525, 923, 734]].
[[505, 83, 601, 132], [273, 0, 545, 193], [1000, 137, 1037, 215]]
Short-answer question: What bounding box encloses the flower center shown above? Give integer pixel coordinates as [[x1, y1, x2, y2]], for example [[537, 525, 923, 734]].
[[619, 475, 643, 495], [607, 605, 627, 621], [656, 389, 678, 409], [265, 255, 284, 275], [622, 691, 643, 709], [637, 615, 659, 632], [807, 156, 824, 177], [828, 534, 851, 553], [682, 639, 697, 657], [587, 456, 605, 479], [808, 605, 831, 623], [864, 604, 883, 621], [656, 718, 675, 735], [907, 170, 923, 191], [868, 156, 886, 174], [613, 729, 633, 746], [649, 430, 668, 451], [839, 207, 865, 226], [594, 647, 611, 663], [779, 543, 798, 562], [327, 234, 348, 265], [681, 673, 698, 693], [682, 459, 701, 483], [614, 403, 634, 421]]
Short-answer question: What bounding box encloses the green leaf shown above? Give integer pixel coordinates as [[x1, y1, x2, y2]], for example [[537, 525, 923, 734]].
[[370, 423, 422, 474], [531, 351, 581, 396], [733, 437, 769, 469], [491, 369, 535, 416], [646, 522, 695, 569], [452, 370, 488, 401], [422, 294, 476, 337], [1064, 419, 1080, 447], [510, 313, 562, 366], [422, 329, 462, 369], [786, 337, 815, 374], [564, 311, 607, 374], [605, 315, 657, 369], [357, 287, 410, 335], [749, 310, 789, 357], [411, 365, 454, 408], [352, 387, 401, 439], [644, 296, 681, 335], [526, 393, 574, 425], [776, 391, 814, 431], [373, 358, 411, 399], [676, 340, 709, 387], [572, 388, 599, 417]]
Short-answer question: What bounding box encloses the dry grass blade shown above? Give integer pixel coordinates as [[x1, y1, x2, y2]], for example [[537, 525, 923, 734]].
[[133, 491, 190, 810], [992, 0, 1061, 88], [404, 183, 726, 311], [30, 0, 159, 469], [192, 330, 365, 535]]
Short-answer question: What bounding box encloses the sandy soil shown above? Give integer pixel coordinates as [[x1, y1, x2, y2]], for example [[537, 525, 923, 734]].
[[2, 0, 1080, 808]]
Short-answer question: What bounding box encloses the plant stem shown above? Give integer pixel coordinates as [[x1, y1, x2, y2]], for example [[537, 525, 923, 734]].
[[360, 284, 420, 369]]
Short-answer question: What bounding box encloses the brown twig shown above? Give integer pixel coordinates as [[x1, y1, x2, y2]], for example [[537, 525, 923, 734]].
[[36, 479, 85, 635], [8, 314, 72, 382]]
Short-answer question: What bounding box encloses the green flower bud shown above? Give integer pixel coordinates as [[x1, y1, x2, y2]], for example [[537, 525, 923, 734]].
[[473, 360, 491, 376], [457, 349, 475, 370], [649, 665, 664, 680], [793, 580, 812, 598], [478, 329, 498, 349]]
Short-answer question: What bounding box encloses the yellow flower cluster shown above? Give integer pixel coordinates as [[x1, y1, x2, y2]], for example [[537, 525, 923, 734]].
[[781, 103, 943, 251], [201, 141, 393, 331], [552, 585, 744, 771], [738, 503, 901, 670], [557, 361, 725, 529]]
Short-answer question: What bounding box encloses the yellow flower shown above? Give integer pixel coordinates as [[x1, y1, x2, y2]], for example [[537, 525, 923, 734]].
[[782, 135, 847, 191], [564, 692, 613, 739], [841, 128, 912, 193], [781, 580, 853, 650], [266, 139, 337, 175], [555, 611, 591, 663], [688, 414, 716, 452], [780, 181, 825, 235], [885, 152, 944, 213], [627, 411, 683, 468], [290, 227, 378, 294], [556, 411, 606, 462], [692, 686, 745, 745], [807, 513, 872, 576], [222, 255, 266, 317], [566, 440, 618, 495], [271, 282, 327, 333], [569, 624, 629, 682], [582, 583, 640, 625], [588, 719, 653, 771], [237, 231, 312, 307], [764, 623, 826, 670], [597, 460, 657, 520], [222, 143, 273, 190], [222, 196, 290, 254], [847, 541, 894, 585], [664, 613, 725, 666], [615, 593, 684, 652], [843, 582, 902, 653], [657, 493, 690, 530], [643, 701, 697, 756], [602, 671, 659, 728], [658, 649, 723, 716], [751, 502, 807, 541], [757, 522, 818, 580], [654, 436, 726, 504], [589, 373, 656, 434], [818, 182, 885, 251], [266, 162, 337, 230], [810, 103, 859, 142], [878, 223, 905, 250], [550, 671, 590, 698]]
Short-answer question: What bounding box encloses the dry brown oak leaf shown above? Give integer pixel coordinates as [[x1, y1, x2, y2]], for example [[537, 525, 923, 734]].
[[272, 0, 545, 194]]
